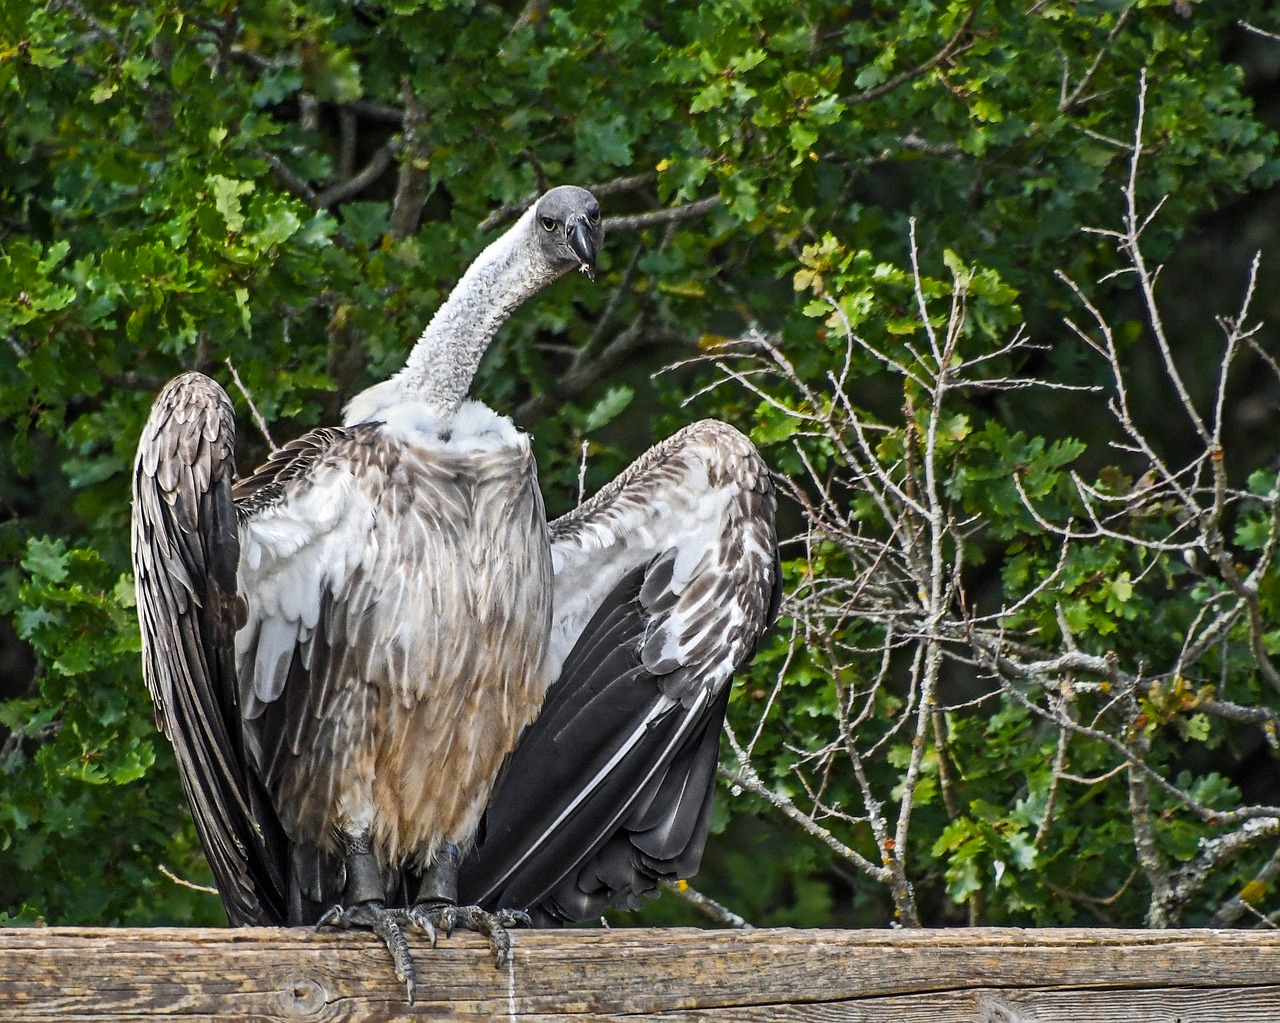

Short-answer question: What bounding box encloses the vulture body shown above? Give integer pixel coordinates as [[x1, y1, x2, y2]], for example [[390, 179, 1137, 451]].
[[132, 186, 779, 998]]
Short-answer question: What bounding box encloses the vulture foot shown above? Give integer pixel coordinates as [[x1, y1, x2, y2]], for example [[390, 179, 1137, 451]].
[[413, 842, 530, 967], [410, 901, 529, 967], [318, 900, 421, 1003]]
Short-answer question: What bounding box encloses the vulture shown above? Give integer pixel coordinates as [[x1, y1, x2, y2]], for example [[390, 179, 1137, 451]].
[[132, 185, 779, 999]]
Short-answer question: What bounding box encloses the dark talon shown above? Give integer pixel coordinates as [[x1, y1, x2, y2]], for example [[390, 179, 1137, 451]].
[[405, 903, 440, 948], [317, 899, 419, 1003], [412, 902, 517, 968], [316, 904, 347, 930], [496, 908, 533, 929]]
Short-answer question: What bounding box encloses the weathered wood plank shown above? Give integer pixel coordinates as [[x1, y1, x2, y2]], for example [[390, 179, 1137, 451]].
[[0, 927, 1276, 1022]]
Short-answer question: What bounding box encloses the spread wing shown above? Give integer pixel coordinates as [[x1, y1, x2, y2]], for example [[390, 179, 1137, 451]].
[[132, 373, 389, 925], [131, 372, 288, 926], [458, 420, 779, 922]]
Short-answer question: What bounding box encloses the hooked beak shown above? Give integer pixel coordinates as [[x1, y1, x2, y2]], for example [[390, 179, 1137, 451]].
[[567, 215, 598, 281]]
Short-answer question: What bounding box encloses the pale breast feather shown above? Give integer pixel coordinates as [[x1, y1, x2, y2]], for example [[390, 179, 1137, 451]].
[[231, 422, 553, 853]]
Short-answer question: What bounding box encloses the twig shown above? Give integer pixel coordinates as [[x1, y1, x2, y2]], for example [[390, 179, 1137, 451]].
[[659, 880, 753, 930], [1059, 8, 1131, 112], [158, 864, 218, 896], [846, 1, 979, 106], [224, 357, 278, 452], [1211, 842, 1280, 927], [1240, 21, 1280, 44], [1118, 70, 1211, 445], [717, 760, 891, 886], [576, 440, 589, 505]]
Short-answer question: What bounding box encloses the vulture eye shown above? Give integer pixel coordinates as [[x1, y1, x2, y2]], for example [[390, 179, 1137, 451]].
[[540, 216, 557, 233], [588, 207, 601, 225]]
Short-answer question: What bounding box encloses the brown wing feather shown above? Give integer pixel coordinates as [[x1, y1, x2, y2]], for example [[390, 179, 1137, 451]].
[[131, 372, 288, 925]]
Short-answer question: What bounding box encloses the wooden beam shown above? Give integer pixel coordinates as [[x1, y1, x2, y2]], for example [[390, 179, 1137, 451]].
[[1, 926, 1277, 1021]]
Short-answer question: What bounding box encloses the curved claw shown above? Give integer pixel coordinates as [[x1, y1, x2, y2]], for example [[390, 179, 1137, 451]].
[[405, 903, 441, 948], [495, 908, 533, 929], [413, 902, 519, 968], [316, 903, 348, 931], [316, 900, 419, 1004], [456, 905, 514, 968]]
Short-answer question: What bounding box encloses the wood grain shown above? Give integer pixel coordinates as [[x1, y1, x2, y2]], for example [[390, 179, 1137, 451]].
[[0, 926, 1276, 1022]]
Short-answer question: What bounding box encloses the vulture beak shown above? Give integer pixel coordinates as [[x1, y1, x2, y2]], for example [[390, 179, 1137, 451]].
[[567, 215, 598, 281]]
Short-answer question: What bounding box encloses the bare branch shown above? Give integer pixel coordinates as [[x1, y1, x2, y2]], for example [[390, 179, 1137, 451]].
[[659, 880, 753, 930], [259, 149, 317, 205], [344, 97, 404, 123], [1059, 8, 1131, 112], [605, 196, 722, 232], [705, 73, 1280, 930], [224, 357, 278, 453], [1118, 70, 1211, 445], [313, 142, 395, 209], [158, 864, 218, 896], [1240, 21, 1280, 44], [1211, 841, 1280, 927]]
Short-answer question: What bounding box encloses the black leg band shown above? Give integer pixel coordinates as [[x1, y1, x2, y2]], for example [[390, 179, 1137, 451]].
[[345, 848, 385, 905], [416, 843, 460, 907]]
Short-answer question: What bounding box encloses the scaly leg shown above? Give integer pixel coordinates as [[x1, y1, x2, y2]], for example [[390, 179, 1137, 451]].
[[317, 831, 422, 1003], [408, 843, 531, 967]]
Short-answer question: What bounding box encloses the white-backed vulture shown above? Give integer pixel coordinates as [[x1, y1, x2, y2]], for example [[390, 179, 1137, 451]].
[[131, 185, 778, 999]]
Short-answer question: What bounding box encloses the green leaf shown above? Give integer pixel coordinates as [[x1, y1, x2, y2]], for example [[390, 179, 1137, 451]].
[[208, 175, 253, 234], [583, 386, 634, 433], [22, 538, 69, 584]]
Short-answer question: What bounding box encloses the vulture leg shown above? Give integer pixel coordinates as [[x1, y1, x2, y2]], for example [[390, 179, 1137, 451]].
[[408, 844, 528, 966], [317, 831, 420, 1002]]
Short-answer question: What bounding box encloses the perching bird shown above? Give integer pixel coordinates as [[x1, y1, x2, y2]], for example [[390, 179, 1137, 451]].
[[132, 185, 778, 997]]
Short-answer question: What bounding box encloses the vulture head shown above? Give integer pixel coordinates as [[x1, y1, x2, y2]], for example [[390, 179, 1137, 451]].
[[529, 185, 604, 281]]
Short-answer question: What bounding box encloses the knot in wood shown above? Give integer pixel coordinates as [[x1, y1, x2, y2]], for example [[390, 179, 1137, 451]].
[[278, 976, 327, 1017]]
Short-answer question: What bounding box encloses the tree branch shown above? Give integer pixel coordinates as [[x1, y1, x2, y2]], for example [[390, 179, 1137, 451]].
[[845, 1, 979, 106], [659, 881, 753, 930], [389, 82, 431, 239], [313, 142, 396, 209], [478, 173, 656, 233], [605, 196, 722, 232]]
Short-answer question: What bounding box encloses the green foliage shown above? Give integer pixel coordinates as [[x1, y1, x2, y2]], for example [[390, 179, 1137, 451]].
[[0, 537, 218, 923], [724, 218, 1280, 926], [2, 0, 1279, 928]]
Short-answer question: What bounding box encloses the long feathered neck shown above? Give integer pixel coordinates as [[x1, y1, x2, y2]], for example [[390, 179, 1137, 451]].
[[343, 206, 562, 428], [397, 207, 560, 418]]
